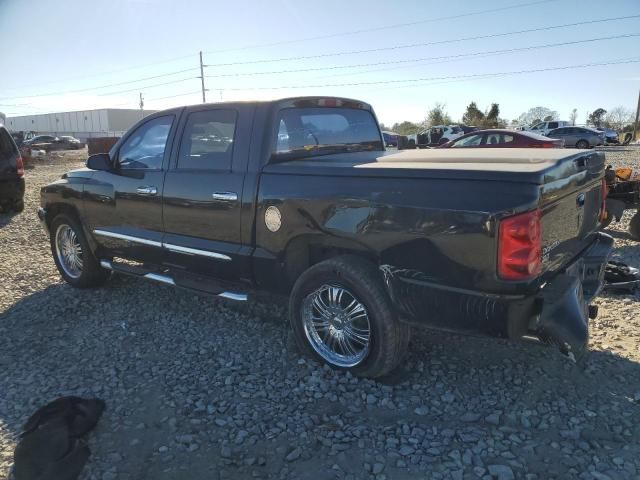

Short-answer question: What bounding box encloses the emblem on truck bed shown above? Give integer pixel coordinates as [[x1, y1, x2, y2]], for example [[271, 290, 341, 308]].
[[265, 206, 282, 232]]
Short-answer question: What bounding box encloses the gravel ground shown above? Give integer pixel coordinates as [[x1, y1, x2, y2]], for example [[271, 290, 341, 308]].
[[1, 148, 639, 480]]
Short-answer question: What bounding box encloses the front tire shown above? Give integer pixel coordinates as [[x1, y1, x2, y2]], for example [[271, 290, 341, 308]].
[[50, 214, 110, 288], [576, 140, 589, 149], [289, 256, 409, 378]]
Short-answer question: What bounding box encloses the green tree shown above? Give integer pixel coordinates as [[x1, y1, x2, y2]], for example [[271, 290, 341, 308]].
[[484, 103, 500, 128], [391, 121, 421, 136], [426, 103, 452, 127], [462, 102, 485, 126], [587, 108, 607, 128]]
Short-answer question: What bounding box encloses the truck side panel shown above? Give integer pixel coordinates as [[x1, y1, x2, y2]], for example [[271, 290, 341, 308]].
[[254, 169, 542, 334]]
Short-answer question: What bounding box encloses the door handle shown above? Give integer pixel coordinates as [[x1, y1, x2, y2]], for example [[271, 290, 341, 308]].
[[136, 186, 158, 195], [212, 192, 238, 201]]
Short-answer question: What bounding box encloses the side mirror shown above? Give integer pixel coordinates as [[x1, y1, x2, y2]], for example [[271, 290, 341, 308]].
[[86, 152, 112, 171]]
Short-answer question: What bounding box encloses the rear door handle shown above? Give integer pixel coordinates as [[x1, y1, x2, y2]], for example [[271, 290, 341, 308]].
[[212, 192, 238, 201], [136, 186, 158, 195]]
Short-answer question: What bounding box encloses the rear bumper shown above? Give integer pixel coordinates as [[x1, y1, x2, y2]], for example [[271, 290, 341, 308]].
[[382, 232, 614, 355], [534, 232, 613, 355]]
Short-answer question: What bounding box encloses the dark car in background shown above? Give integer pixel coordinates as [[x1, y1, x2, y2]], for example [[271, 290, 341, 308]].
[[440, 129, 563, 148], [547, 126, 604, 148], [0, 125, 25, 213], [58, 135, 84, 149], [382, 131, 399, 147]]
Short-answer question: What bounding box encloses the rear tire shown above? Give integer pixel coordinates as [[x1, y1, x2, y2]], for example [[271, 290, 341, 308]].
[[289, 256, 409, 378], [50, 213, 110, 288], [629, 213, 640, 241], [576, 140, 589, 149]]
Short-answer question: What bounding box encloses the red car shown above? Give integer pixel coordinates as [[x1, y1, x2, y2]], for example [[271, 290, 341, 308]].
[[439, 129, 563, 148]]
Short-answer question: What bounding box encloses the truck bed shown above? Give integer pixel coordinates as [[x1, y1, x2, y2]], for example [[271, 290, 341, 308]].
[[266, 148, 601, 184]]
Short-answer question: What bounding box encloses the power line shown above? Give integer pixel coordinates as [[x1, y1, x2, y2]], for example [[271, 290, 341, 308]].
[[0, 0, 554, 96], [203, 14, 640, 67], [203, 33, 639, 79], [202, 0, 556, 55], [95, 77, 198, 97], [146, 90, 203, 102], [219, 58, 640, 91], [0, 68, 200, 101]]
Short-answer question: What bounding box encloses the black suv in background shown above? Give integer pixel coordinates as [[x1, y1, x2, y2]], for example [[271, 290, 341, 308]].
[[0, 125, 25, 213]]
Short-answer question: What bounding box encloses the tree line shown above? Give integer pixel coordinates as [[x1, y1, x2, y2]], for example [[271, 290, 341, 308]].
[[381, 103, 636, 135]]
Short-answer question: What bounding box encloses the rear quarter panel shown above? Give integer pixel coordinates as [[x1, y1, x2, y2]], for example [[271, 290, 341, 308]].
[[254, 167, 541, 295]]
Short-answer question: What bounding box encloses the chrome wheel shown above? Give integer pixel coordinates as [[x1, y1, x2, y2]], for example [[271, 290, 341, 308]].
[[55, 224, 83, 279], [302, 284, 371, 368]]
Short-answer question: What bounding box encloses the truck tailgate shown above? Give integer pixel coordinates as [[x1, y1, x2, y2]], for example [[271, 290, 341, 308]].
[[539, 150, 605, 277]]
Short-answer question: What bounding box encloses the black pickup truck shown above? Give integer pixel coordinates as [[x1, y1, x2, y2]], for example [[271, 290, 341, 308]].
[[39, 97, 613, 377]]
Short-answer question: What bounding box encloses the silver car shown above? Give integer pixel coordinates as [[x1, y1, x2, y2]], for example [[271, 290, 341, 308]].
[[546, 127, 604, 148]]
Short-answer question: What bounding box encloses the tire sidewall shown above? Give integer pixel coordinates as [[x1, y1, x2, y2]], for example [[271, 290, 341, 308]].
[[576, 140, 588, 149], [289, 258, 398, 377], [50, 214, 106, 287]]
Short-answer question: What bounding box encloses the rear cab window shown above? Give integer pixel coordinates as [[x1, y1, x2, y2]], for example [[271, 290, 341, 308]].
[[273, 106, 383, 161]]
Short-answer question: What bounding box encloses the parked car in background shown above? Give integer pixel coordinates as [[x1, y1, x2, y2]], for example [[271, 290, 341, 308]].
[[0, 125, 25, 213], [405, 125, 464, 147], [24, 135, 58, 147], [440, 129, 563, 148], [596, 127, 619, 144], [58, 135, 84, 149], [382, 131, 399, 147], [547, 126, 605, 148], [525, 120, 571, 136]]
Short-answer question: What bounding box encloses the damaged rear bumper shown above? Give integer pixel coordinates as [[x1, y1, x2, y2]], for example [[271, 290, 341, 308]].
[[381, 232, 614, 356], [534, 232, 613, 355]]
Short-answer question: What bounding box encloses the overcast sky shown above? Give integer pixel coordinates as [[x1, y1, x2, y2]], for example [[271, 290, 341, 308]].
[[0, 0, 638, 125]]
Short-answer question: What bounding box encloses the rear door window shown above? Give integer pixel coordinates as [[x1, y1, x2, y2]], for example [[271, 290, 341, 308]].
[[178, 109, 237, 171], [548, 122, 559, 129]]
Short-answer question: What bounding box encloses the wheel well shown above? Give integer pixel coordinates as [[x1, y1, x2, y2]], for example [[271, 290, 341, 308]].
[[45, 203, 80, 230], [284, 236, 377, 287]]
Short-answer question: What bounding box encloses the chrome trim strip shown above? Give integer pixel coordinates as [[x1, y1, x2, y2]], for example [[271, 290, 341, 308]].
[[218, 292, 248, 302], [93, 229, 163, 248], [164, 243, 232, 261], [99, 260, 113, 270], [144, 273, 175, 286]]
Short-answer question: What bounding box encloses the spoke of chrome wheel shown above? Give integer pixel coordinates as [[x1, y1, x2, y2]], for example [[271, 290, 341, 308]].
[[302, 284, 371, 368]]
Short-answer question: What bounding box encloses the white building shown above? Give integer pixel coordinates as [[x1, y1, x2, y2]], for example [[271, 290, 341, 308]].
[[5, 108, 156, 141]]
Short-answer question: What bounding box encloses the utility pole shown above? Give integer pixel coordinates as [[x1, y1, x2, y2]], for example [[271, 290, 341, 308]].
[[139, 92, 144, 119], [633, 89, 640, 142], [199, 51, 206, 103]]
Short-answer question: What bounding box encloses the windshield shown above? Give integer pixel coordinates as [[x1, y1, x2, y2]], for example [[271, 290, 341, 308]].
[[273, 107, 383, 160]]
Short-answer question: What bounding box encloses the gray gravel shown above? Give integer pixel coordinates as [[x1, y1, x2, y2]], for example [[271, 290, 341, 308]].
[[1, 148, 639, 480]]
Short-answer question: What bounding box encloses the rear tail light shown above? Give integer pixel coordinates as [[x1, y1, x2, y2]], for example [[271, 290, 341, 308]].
[[498, 209, 542, 281], [16, 155, 25, 177]]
